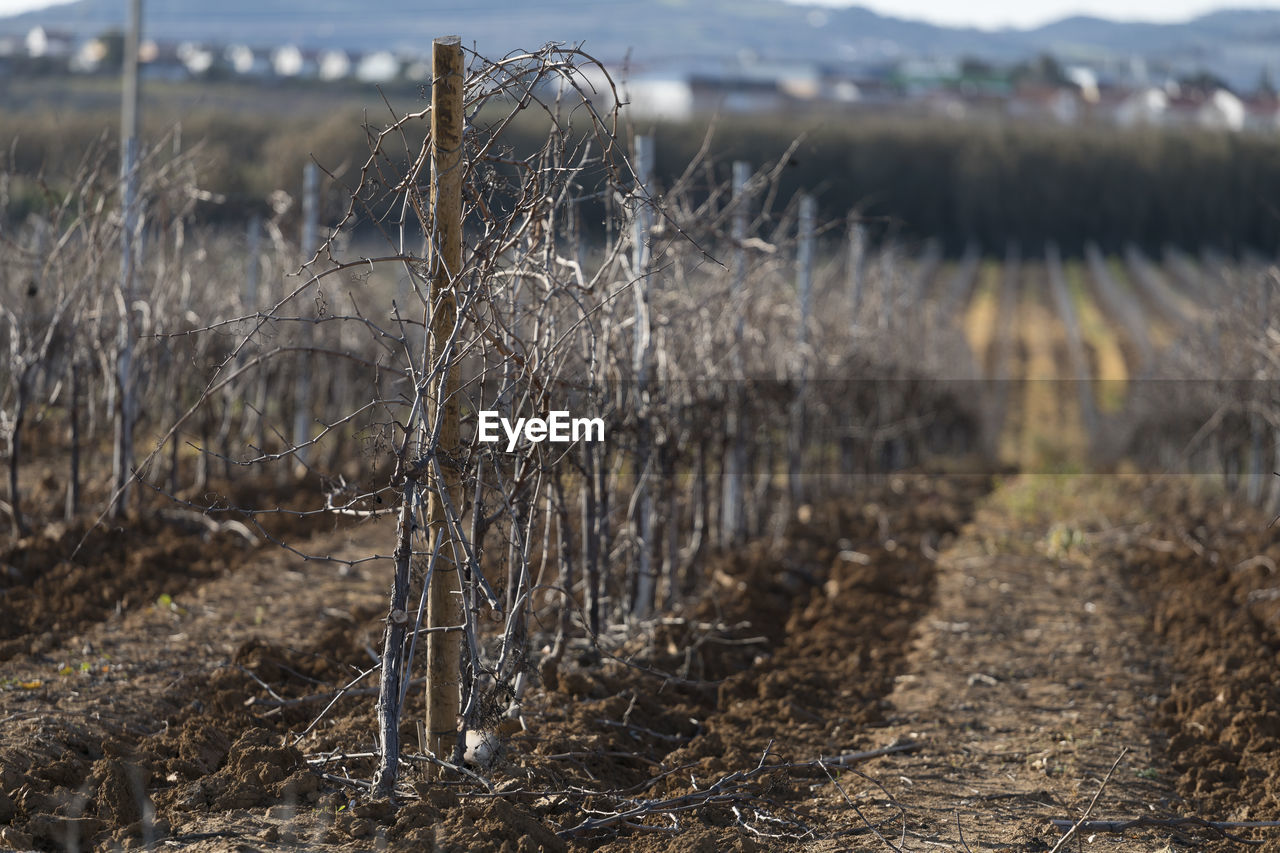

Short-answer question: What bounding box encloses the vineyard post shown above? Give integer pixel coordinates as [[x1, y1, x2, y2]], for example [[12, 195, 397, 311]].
[[721, 160, 750, 546], [111, 0, 142, 517], [1267, 272, 1280, 512], [841, 217, 865, 477], [237, 214, 263, 451], [243, 213, 262, 313], [573, 200, 604, 635], [789, 194, 815, 507], [796, 194, 815, 352], [848, 218, 866, 322], [878, 240, 894, 331], [631, 134, 656, 617], [1208, 296, 1230, 489], [916, 238, 941, 332], [65, 358, 81, 520], [580, 445, 602, 635], [4, 356, 28, 536], [425, 34, 465, 771], [1248, 269, 1268, 503], [292, 162, 318, 474]]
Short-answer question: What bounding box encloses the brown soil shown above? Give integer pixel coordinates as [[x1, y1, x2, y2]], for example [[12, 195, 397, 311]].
[[0, 515, 252, 661], [0, 476, 339, 662], [3, 472, 1280, 852], [1113, 484, 1280, 832]]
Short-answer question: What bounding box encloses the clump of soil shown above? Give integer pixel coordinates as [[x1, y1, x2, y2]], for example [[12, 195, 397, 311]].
[[1105, 481, 1280, 832], [0, 742, 166, 850], [432, 798, 567, 852], [172, 728, 310, 812]]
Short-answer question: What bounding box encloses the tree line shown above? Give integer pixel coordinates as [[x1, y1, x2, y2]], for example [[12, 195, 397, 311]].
[[4, 104, 1280, 255]]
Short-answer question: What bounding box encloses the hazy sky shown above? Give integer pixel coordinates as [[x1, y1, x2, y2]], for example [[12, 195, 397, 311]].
[[789, 0, 1280, 28], [0, 0, 53, 16], [1, 0, 1278, 31]]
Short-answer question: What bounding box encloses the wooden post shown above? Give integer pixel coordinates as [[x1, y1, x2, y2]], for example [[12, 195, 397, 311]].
[[631, 134, 656, 618], [65, 359, 81, 520], [796, 195, 815, 351], [878, 240, 894, 331], [1249, 268, 1269, 504], [848, 218, 866, 322], [292, 162, 318, 472], [1267, 273, 1280, 512], [913, 238, 942, 326], [722, 160, 750, 546], [244, 213, 262, 312], [842, 216, 866, 476], [580, 442, 601, 636], [789, 194, 815, 507], [425, 34, 465, 772], [111, 0, 142, 517]]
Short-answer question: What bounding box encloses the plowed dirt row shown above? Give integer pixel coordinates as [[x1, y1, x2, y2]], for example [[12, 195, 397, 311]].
[[866, 476, 1178, 851], [0, 476, 990, 852], [0, 516, 395, 851], [4, 471, 1280, 852]]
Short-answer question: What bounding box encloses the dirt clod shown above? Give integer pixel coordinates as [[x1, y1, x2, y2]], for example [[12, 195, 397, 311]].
[[93, 758, 150, 829]]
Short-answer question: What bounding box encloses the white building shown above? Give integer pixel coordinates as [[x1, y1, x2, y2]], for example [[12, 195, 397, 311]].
[[177, 42, 215, 76], [625, 75, 695, 120], [317, 49, 351, 81], [224, 44, 269, 76], [70, 36, 108, 72], [25, 26, 72, 59], [355, 50, 399, 83], [1113, 87, 1168, 127], [1197, 89, 1245, 131], [271, 45, 315, 78]]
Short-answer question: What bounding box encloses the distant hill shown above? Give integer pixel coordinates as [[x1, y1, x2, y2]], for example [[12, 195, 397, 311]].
[[0, 0, 995, 62], [2, 0, 1278, 88]]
